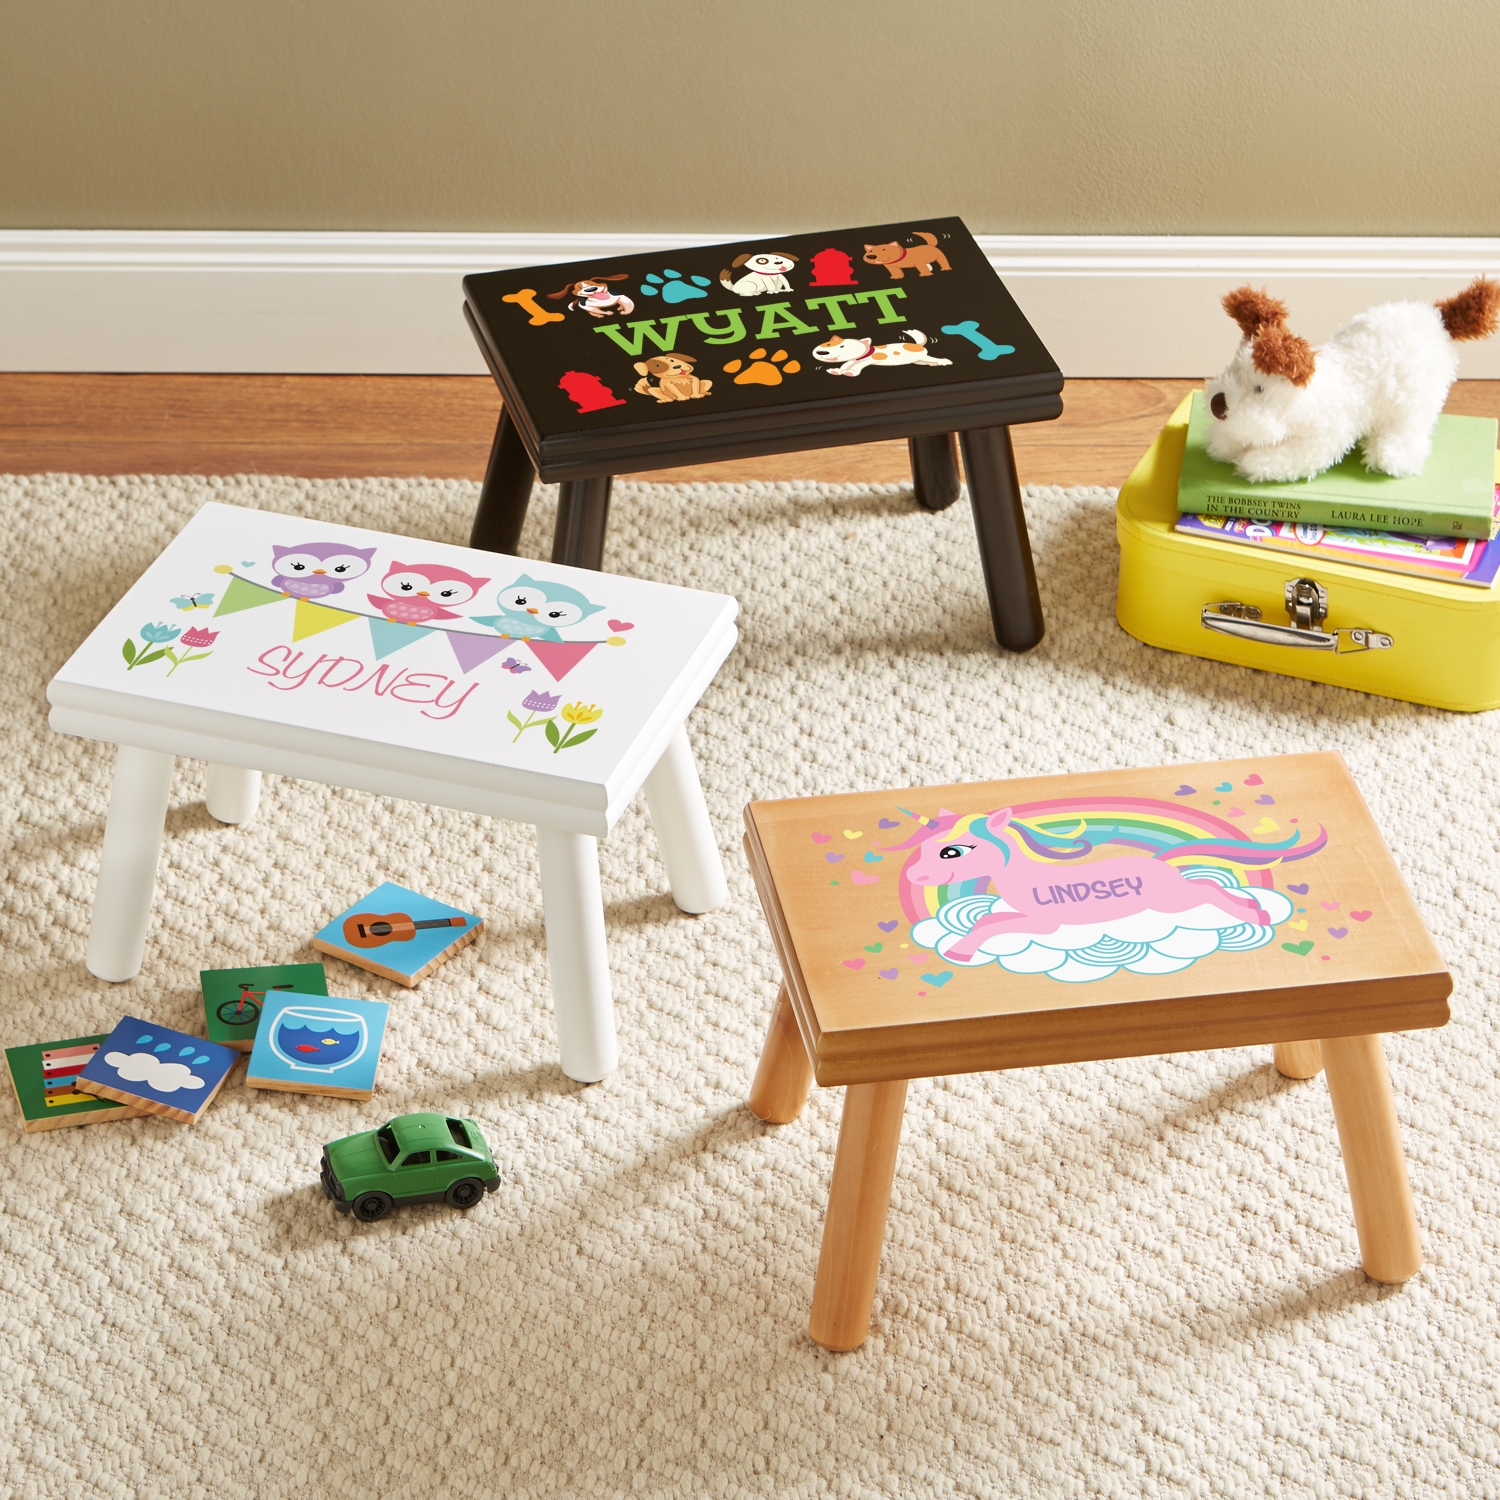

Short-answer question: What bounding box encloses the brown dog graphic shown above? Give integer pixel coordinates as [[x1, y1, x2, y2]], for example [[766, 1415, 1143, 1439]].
[[547, 275, 635, 318], [633, 353, 713, 402], [862, 231, 951, 280]]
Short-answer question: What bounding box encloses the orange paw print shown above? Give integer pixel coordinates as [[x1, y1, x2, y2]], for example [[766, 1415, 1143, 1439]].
[[723, 348, 801, 386]]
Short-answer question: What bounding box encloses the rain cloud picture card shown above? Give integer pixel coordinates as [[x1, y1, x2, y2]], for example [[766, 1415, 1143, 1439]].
[[200, 961, 329, 1051], [312, 882, 482, 987], [5, 1035, 150, 1134], [245, 991, 388, 1100], [75, 1017, 240, 1124]]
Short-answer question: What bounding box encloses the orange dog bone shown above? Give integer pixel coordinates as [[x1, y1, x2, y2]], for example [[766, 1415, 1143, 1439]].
[[502, 288, 565, 326]]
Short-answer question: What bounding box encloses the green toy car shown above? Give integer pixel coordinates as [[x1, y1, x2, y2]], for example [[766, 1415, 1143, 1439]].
[[320, 1112, 499, 1222]]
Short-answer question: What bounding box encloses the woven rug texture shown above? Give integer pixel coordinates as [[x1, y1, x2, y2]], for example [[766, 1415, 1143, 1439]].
[[1, 471, 1497, 1499]]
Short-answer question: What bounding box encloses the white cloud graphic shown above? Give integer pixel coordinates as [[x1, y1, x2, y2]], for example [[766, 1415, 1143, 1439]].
[[911, 867, 1294, 984], [104, 1051, 206, 1093]]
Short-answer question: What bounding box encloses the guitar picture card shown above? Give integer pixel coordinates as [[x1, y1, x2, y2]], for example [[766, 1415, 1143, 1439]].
[[5, 1034, 150, 1134], [200, 961, 330, 1051], [244, 991, 389, 1100], [312, 881, 483, 987], [74, 1017, 240, 1124]]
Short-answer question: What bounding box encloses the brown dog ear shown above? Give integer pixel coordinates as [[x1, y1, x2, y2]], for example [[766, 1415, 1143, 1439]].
[[546, 284, 575, 300], [1251, 324, 1316, 386], [731, 254, 751, 268], [633, 362, 650, 376], [1223, 286, 1289, 340], [781, 254, 798, 264], [599, 274, 628, 283], [676, 353, 696, 365]]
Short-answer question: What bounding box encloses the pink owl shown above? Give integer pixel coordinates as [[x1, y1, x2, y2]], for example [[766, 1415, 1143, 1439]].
[[367, 561, 491, 625]]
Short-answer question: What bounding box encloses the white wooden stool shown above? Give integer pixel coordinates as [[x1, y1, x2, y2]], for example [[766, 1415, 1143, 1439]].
[[47, 501, 737, 1082]]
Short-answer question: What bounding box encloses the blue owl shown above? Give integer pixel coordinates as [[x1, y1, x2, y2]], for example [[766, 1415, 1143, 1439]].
[[473, 573, 606, 642], [270, 541, 377, 599]]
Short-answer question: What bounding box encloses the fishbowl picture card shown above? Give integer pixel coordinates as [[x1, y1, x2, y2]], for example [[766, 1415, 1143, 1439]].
[[74, 1017, 240, 1124], [5, 1035, 150, 1134], [244, 991, 389, 1100], [312, 882, 483, 987], [200, 961, 329, 1050]]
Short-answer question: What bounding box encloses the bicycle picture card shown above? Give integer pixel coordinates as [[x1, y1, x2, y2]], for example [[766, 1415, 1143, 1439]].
[[200, 962, 330, 1051], [245, 991, 389, 1100]]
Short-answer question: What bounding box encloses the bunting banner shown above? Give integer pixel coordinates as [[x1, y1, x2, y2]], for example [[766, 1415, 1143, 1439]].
[[292, 599, 360, 642], [366, 618, 434, 660], [213, 575, 286, 617], [523, 639, 600, 682], [446, 634, 514, 675]]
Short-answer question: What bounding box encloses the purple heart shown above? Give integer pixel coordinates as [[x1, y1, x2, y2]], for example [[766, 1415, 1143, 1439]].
[[877, 920, 898, 932], [825, 852, 844, 863], [1174, 785, 1195, 796], [878, 818, 899, 828], [1287, 883, 1308, 895], [878, 968, 898, 980], [1255, 794, 1275, 805], [1328, 926, 1348, 939]]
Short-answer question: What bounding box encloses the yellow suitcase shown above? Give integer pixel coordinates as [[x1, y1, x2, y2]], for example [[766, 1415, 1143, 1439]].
[[1117, 397, 1500, 713]]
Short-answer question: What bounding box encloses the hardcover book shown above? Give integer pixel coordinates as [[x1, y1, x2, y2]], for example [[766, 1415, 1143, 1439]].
[[1177, 390, 1498, 538], [313, 882, 482, 987], [244, 991, 388, 1100], [5, 1035, 149, 1133]]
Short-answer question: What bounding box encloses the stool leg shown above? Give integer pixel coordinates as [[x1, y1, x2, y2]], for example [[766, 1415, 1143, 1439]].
[[808, 1079, 909, 1351], [1274, 1039, 1324, 1079], [204, 765, 261, 825], [748, 983, 814, 1124], [86, 745, 174, 983], [1320, 1033, 1421, 1284], [907, 432, 961, 512], [535, 824, 618, 1083], [957, 424, 1044, 652], [552, 476, 612, 571], [470, 407, 536, 554], [642, 725, 727, 915]]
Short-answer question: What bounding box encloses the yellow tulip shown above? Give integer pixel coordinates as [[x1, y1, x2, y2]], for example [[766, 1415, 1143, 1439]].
[[561, 701, 603, 725]]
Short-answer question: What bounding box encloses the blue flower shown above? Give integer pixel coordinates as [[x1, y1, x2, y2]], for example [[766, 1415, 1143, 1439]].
[[140, 622, 182, 644]]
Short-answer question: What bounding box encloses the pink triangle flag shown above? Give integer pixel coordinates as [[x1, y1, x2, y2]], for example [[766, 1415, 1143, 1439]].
[[523, 639, 599, 682], [447, 633, 513, 675]]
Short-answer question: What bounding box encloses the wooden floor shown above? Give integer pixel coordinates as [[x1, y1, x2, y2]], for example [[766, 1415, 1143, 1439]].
[[2, 374, 1496, 488]]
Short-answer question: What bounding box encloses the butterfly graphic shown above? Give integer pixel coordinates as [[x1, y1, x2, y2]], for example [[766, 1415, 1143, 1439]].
[[169, 591, 216, 612], [499, 658, 532, 675]]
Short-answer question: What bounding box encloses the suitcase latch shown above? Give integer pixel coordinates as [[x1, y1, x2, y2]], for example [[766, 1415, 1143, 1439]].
[[1201, 576, 1394, 653]]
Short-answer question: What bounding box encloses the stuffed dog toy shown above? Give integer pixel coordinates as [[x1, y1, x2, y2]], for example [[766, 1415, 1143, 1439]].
[[1204, 278, 1499, 481]]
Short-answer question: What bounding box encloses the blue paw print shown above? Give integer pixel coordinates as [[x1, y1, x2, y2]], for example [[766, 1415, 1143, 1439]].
[[640, 269, 712, 304]]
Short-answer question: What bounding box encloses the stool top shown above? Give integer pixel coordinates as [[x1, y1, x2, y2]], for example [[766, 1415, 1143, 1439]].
[[744, 753, 1450, 1085], [464, 216, 1063, 481], [48, 503, 737, 833]]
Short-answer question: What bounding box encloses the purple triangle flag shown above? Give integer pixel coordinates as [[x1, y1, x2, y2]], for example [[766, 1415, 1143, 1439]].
[[447, 633, 512, 675]]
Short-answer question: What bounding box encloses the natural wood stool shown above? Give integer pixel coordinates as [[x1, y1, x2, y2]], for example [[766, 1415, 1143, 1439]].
[[742, 754, 1451, 1350]]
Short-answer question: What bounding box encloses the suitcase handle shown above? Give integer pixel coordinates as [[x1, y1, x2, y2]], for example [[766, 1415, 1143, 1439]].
[[1201, 577, 1394, 655]]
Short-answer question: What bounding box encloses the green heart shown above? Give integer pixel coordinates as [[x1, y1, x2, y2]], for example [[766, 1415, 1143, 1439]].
[[864, 942, 883, 953], [1281, 940, 1314, 956]]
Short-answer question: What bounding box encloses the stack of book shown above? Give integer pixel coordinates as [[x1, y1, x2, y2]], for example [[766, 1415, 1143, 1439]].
[[1175, 391, 1500, 587]]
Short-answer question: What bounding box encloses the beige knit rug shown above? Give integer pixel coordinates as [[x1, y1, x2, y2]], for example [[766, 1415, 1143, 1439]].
[[2, 470, 1497, 1499]]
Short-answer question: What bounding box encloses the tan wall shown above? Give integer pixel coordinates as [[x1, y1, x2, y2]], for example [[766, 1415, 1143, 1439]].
[[4, 0, 1498, 235]]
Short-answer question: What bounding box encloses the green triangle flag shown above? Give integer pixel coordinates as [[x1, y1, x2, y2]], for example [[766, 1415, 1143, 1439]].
[[292, 599, 359, 642], [213, 575, 287, 617], [367, 618, 434, 660]]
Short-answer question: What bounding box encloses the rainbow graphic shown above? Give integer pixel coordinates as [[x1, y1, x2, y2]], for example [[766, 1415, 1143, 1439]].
[[894, 796, 1326, 925]]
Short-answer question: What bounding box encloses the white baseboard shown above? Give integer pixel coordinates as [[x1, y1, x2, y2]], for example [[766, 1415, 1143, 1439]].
[[4, 230, 1500, 378]]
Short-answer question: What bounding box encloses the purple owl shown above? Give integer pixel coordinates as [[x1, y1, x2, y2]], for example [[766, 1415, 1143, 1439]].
[[270, 542, 377, 600]]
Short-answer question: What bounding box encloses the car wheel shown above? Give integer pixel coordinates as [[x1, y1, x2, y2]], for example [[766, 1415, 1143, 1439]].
[[352, 1192, 393, 1222], [445, 1179, 485, 1210]]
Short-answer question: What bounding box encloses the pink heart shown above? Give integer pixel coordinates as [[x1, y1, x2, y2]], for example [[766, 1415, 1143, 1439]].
[[607, 619, 634, 632], [1328, 926, 1348, 939], [1350, 910, 1372, 922], [811, 832, 831, 844], [1226, 806, 1244, 817], [1321, 901, 1340, 910], [878, 968, 898, 980], [877, 920, 898, 932], [851, 871, 879, 885], [842, 958, 864, 969], [1244, 774, 1264, 786]]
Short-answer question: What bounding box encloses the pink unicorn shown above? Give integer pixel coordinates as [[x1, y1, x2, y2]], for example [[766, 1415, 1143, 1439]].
[[892, 808, 1268, 964]]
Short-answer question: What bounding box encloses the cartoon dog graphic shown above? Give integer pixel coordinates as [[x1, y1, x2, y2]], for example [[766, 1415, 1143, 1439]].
[[547, 275, 635, 318], [632, 353, 713, 403], [811, 329, 953, 377], [863, 231, 952, 280], [719, 252, 799, 298]]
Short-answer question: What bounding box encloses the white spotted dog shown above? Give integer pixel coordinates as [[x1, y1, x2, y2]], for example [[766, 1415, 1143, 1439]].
[[719, 252, 798, 298], [811, 329, 953, 377], [547, 275, 635, 319]]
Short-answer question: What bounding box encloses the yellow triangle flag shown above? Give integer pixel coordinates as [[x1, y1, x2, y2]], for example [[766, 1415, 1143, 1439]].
[[292, 599, 359, 642]]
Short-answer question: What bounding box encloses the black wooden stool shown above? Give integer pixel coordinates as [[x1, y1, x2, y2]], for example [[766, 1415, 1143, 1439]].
[[463, 218, 1063, 652]]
